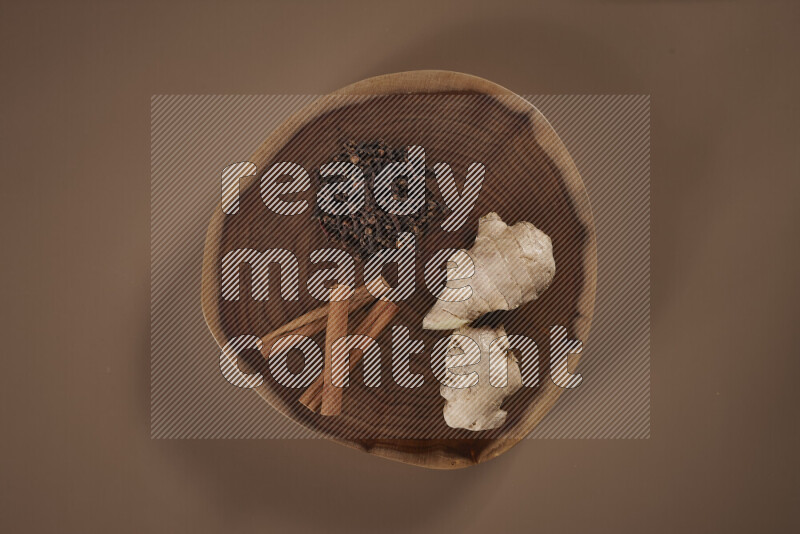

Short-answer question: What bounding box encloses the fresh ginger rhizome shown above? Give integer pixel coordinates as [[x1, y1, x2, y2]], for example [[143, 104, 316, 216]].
[[217, 145, 584, 401]]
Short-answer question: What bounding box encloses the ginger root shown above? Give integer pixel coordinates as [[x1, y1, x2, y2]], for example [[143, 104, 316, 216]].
[[440, 325, 523, 431], [423, 212, 555, 330]]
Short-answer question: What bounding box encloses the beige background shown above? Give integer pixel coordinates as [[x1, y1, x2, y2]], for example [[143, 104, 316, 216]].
[[1, 1, 798, 533]]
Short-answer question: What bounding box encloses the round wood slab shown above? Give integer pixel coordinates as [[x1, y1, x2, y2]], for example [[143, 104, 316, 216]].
[[201, 70, 597, 469]]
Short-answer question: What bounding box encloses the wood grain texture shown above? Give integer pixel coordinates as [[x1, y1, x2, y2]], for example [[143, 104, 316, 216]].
[[200, 70, 597, 469]]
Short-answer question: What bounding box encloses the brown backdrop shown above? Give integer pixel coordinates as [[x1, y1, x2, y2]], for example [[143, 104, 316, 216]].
[[1, 1, 798, 533]]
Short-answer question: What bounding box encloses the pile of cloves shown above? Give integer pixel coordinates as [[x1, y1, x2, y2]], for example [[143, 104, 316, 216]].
[[313, 140, 446, 259]]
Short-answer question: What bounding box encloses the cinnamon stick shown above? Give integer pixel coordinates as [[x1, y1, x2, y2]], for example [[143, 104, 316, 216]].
[[298, 299, 399, 413], [260, 279, 386, 357], [259, 282, 375, 348], [320, 286, 350, 416]]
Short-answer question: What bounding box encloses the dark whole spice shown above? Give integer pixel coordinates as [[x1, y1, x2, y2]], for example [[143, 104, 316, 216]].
[[313, 140, 447, 259]]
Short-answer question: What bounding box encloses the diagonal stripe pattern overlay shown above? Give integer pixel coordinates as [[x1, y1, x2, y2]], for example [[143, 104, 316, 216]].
[[150, 95, 650, 439]]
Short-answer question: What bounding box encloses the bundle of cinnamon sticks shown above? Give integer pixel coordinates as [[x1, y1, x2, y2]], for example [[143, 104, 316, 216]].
[[260, 278, 398, 416]]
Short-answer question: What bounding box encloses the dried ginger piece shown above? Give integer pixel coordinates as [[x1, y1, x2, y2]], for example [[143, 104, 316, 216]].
[[439, 325, 523, 431], [423, 212, 556, 330]]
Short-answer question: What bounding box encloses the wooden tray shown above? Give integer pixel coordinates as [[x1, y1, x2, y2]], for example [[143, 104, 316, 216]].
[[201, 71, 597, 469]]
